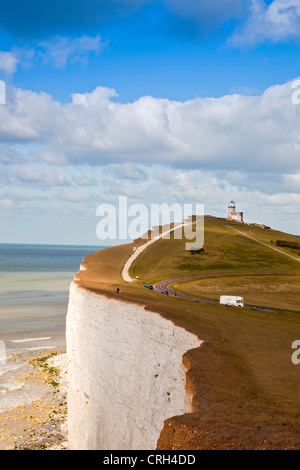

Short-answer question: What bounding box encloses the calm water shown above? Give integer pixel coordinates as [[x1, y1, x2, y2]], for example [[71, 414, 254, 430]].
[[0, 243, 105, 346], [0, 243, 104, 273], [0, 244, 105, 411]]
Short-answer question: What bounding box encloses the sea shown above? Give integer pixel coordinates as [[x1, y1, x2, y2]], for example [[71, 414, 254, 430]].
[[0, 243, 105, 412], [0, 243, 105, 346]]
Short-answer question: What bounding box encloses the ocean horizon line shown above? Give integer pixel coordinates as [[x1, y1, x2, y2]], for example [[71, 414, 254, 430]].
[[0, 242, 110, 248]]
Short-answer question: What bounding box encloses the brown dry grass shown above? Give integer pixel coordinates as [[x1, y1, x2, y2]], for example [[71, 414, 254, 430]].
[[171, 274, 300, 311]]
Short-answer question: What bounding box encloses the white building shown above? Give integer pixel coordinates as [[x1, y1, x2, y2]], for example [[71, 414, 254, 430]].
[[227, 201, 243, 222]]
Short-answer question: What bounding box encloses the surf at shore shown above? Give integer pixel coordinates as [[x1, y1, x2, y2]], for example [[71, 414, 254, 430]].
[[0, 243, 104, 449]]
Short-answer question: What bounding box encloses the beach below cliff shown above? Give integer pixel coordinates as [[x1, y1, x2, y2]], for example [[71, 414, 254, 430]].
[[0, 346, 68, 450], [0, 270, 70, 449], [0, 244, 104, 450]]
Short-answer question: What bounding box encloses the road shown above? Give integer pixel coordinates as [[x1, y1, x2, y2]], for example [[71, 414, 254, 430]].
[[123, 220, 297, 311], [153, 225, 299, 309], [154, 273, 278, 312]]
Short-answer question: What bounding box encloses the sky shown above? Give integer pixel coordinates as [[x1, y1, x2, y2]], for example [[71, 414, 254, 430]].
[[1, 0, 300, 245]]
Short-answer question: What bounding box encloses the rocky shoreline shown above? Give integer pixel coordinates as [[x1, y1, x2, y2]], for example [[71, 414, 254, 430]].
[[0, 349, 68, 450]]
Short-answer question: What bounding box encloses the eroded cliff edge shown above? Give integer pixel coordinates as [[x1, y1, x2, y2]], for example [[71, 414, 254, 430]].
[[66, 282, 201, 450]]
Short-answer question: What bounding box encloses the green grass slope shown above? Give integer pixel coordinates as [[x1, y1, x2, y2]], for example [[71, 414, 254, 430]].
[[130, 218, 300, 283]]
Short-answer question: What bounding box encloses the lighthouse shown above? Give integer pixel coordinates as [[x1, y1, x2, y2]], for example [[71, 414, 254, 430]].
[[227, 201, 243, 222]]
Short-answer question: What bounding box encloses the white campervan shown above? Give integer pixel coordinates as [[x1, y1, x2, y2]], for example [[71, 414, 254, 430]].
[[220, 296, 244, 307]]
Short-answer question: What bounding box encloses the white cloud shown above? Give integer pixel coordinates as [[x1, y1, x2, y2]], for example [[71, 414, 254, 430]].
[[0, 198, 26, 209], [108, 162, 147, 180], [34, 150, 68, 166], [131, 167, 300, 232], [60, 190, 84, 202], [0, 144, 22, 164], [73, 176, 98, 186], [37, 34, 107, 68], [83, 83, 296, 173], [283, 171, 300, 192], [0, 88, 59, 141], [0, 51, 18, 75], [1, 79, 300, 202], [11, 164, 67, 186], [0, 34, 107, 78], [3, 81, 296, 176], [230, 0, 300, 46]]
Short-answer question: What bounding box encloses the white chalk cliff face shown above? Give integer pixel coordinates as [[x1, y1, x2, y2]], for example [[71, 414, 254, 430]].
[[66, 282, 201, 450]]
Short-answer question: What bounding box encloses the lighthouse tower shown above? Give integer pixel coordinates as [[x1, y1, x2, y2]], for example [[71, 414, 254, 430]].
[[228, 201, 236, 219], [227, 201, 243, 222]]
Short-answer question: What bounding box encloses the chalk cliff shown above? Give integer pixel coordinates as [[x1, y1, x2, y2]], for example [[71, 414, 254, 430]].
[[66, 282, 201, 450]]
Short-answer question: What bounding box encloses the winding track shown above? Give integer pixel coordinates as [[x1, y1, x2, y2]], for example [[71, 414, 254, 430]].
[[122, 221, 300, 311], [226, 225, 300, 263], [153, 273, 282, 311], [122, 218, 203, 282]]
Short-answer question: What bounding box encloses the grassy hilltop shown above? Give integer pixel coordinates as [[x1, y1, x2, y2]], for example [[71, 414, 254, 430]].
[[130, 218, 300, 281], [131, 218, 300, 312], [75, 217, 300, 450]]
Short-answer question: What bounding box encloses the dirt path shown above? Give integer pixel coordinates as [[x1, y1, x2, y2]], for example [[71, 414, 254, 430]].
[[122, 219, 202, 282], [226, 225, 300, 263]]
